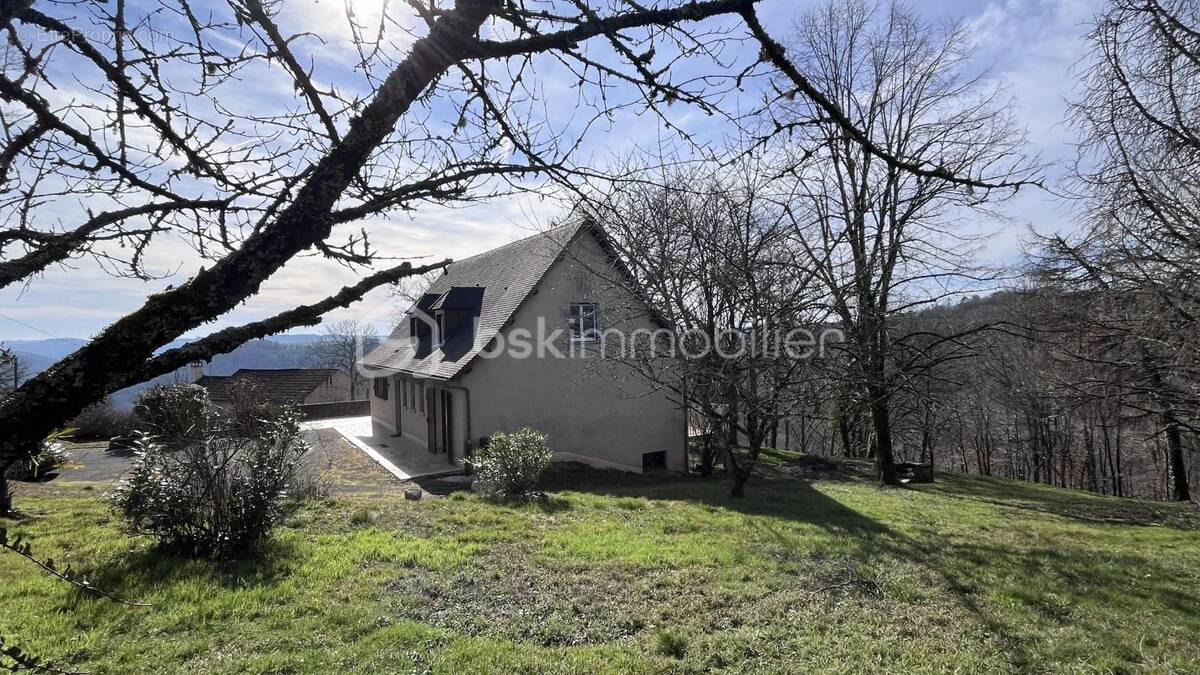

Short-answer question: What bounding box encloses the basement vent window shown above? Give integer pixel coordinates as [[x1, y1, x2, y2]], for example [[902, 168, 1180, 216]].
[[642, 451, 667, 472]]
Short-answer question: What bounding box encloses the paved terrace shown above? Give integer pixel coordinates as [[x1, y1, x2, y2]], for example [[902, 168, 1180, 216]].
[[300, 415, 463, 481]]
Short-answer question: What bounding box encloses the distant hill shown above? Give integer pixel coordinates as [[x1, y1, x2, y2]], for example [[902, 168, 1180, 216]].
[[8, 349, 59, 376], [5, 337, 89, 361], [2, 334, 326, 409]]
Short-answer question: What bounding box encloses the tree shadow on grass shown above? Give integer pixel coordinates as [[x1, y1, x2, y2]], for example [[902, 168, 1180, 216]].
[[914, 535, 1200, 668], [539, 464, 1200, 668], [79, 536, 301, 609], [540, 464, 895, 541], [859, 494, 1200, 667], [921, 472, 1200, 530]]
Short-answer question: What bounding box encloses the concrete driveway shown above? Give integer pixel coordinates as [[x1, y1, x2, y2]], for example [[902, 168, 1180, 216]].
[[46, 416, 458, 493], [52, 441, 134, 487]]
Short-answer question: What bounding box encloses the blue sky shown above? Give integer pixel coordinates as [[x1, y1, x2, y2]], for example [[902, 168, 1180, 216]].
[[0, 0, 1102, 342]]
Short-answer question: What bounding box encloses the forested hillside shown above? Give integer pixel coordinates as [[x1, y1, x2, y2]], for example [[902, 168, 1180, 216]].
[[779, 291, 1199, 502]]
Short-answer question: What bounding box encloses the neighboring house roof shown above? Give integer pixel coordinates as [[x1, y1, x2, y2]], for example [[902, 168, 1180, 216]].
[[361, 220, 595, 380], [195, 368, 337, 404]]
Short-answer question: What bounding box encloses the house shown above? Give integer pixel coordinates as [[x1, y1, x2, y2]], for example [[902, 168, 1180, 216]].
[[359, 220, 685, 473], [194, 368, 353, 407]]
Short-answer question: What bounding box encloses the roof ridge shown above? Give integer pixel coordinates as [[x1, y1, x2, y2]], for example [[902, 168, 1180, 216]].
[[451, 219, 586, 265]]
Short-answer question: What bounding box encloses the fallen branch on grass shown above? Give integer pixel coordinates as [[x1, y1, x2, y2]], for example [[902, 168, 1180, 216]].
[[0, 526, 150, 607], [0, 634, 86, 674]]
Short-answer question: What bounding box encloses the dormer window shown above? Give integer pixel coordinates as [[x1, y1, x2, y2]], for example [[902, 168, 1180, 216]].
[[569, 302, 599, 342], [435, 312, 446, 347]]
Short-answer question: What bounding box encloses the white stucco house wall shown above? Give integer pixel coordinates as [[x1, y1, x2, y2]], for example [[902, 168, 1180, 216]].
[[358, 220, 685, 473]]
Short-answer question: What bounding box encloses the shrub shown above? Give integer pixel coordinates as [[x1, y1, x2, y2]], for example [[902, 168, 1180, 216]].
[[68, 400, 140, 441], [470, 427, 553, 500], [109, 409, 309, 559], [133, 383, 213, 446], [6, 436, 71, 482], [4, 434, 71, 513], [655, 629, 689, 659]]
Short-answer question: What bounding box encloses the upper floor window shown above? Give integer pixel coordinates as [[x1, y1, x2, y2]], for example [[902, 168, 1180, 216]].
[[569, 302, 600, 342]]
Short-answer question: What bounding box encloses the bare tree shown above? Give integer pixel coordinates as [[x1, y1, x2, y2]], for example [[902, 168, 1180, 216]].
[[389, 268, 441, 328], [586, 156, 825, 496], [1037, 0, 1200, 501], [776, 0, 1038, 484], [307, 320, 379, 400]]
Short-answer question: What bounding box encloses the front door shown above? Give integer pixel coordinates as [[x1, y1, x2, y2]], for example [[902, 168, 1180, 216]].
[[425, 388, 454, 463], [426, 387, 437, 454]]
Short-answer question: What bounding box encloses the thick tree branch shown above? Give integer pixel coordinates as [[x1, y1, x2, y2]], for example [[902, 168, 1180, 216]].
[[464, 0, 755, 59], [0, 0, 30, 26], [118, 257, 450, 387]]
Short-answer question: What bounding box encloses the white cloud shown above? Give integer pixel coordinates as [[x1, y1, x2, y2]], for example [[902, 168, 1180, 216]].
[[956, 0, 1102, 262]]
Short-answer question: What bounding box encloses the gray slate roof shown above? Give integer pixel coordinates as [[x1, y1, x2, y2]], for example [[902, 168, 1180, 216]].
[[360, 220, 588, 380], [195, 368, 337, 404]]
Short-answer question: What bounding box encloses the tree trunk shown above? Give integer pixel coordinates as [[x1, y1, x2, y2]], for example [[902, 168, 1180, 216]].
[[1165, 421, 1191, 502], [0, 463, 11, 515], [725, 436, 749, 498], [837, 413, 853, 456], [869, 386, 901, 486], [1108, 422, 1118, 497], [698, 418, 723, 477], [730, 474, 747, 498]]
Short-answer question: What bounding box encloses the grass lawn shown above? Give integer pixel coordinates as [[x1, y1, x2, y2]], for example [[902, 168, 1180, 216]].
[[2, 455, 1199, 674]]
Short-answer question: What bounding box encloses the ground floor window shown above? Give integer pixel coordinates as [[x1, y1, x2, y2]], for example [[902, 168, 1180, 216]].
[[373, 376, 388, 400]]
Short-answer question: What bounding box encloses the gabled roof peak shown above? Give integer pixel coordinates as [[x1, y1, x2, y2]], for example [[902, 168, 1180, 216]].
[[361, 219, 593, 379]]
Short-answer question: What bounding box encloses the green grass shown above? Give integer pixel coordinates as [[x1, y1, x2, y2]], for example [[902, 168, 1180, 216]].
[[2, 462, 1199, 674]]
